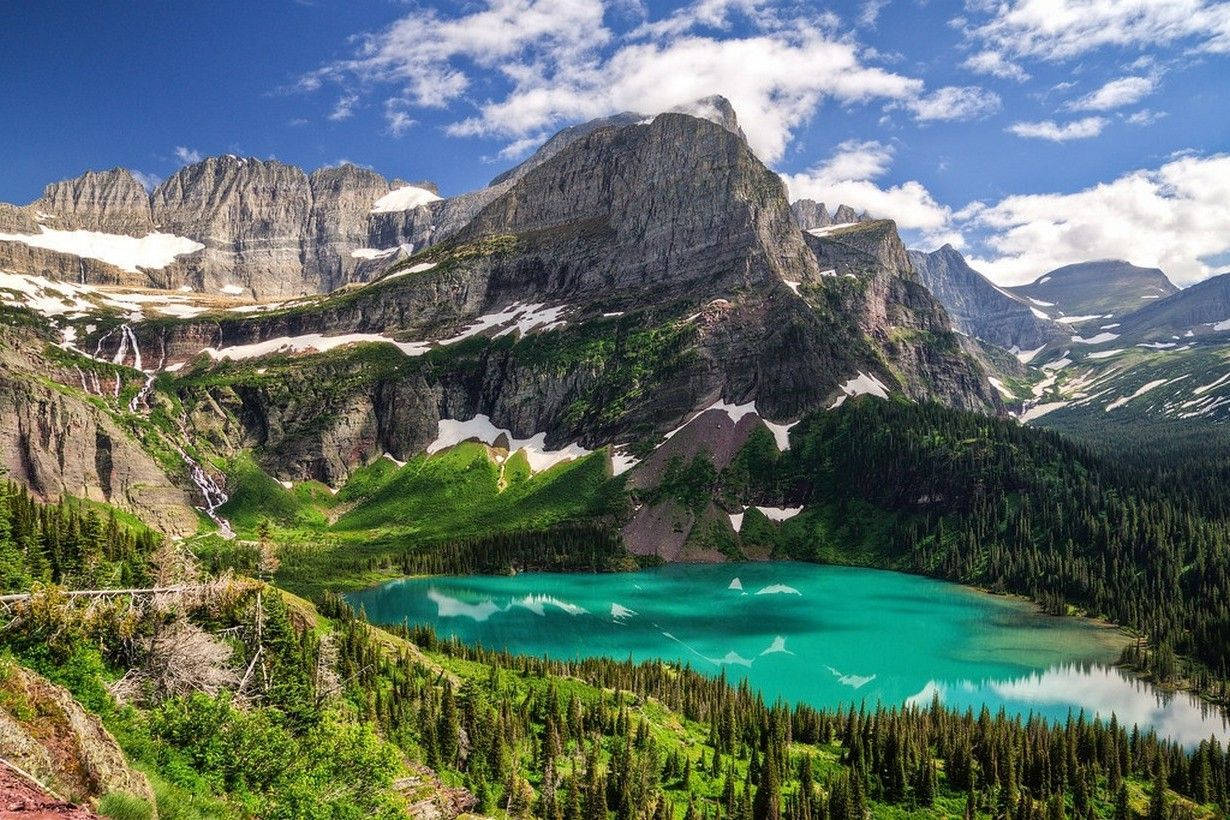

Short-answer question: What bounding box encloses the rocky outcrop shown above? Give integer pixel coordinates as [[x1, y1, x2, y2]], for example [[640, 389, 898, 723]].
[[0, 662, 157, 810], [803, 222, 1002, 412], [909, 244, 1065, 351], [789, 199, 871, 231]]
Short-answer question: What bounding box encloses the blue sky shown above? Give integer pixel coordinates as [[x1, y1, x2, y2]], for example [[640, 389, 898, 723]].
[[3, 0, 1228, 284]]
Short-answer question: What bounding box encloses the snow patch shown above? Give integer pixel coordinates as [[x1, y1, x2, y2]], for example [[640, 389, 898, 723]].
[[1071, 332, 1119, 344], [220, 284, 245, 296], [370, 185, 442, 213], [987, 376, 1013, 398], [830, 372, 889, 408], [1014, 345, 1045, 364], [728, 577, 743, 590], [1105, 378, 1170, 411], [205, 332, 431, 361], [1020, 401, 1068, 422], [755, 506, 803, 522], [350, 247, 398, 260], [1086, 348, 1124, 360], [427, 414, 590, 473], [0, 227, 203, 272]]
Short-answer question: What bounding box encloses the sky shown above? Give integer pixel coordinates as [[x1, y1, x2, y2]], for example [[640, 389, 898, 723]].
[[2, 0, 1228, 285]]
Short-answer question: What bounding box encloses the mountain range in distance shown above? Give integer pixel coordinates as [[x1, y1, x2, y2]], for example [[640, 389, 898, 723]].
[[0, 95, 1226, 544]]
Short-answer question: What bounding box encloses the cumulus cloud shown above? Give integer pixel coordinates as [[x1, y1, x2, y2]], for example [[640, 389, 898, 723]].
[[1007, 117, 1107, 141], [907, 85, 1001, 122], [961, 49, 1030, 81], [781, 140, 952, 232], [966, 0, 1230, 60], [1069, 75, 1157, 110], [959, 154, 1230, 285], [174, 146, 203, 164], [304, 0, 922, 163]]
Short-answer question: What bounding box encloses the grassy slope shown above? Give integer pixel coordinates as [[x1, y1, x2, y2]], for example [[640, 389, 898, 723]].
[[214, 443, 625, 597]]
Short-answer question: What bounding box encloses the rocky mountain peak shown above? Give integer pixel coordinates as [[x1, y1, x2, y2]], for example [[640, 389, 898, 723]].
[[36, 168, 154, 234], [463, 106, 817, 298], [667, 94, 745, 140], [790, 199, 872, 231]]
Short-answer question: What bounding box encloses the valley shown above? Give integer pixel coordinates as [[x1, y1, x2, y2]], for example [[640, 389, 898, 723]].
[[0, 95, 1227, 819]]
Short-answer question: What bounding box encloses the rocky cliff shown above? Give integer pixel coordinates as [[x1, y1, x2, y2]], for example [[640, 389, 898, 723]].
[[909, 244, 1064, 351], [78, 105, 999, 492]]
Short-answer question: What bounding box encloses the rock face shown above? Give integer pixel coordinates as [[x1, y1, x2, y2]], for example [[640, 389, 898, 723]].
[[909, 244, 1064, 351], [306, 164, 392, 291], [789, 199, 871, 231], [803, 223, 1002, 412], [1006, 259, 1178, 318], [96, 105, 999, 490], [35, 168, 155, 234], [151, 156, 315, 299], [0, 326, 198, 535]]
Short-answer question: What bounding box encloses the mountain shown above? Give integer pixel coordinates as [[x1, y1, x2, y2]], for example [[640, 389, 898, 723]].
[[1108, 272, 1230, 344], [1006, 259, 1178, 319], [908, 244, 1065, 352], [0, 99, 759, 304], [0, 99, 1000, 542], [789, 199, 869, 231]]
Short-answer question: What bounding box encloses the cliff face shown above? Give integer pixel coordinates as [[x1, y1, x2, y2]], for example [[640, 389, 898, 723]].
[[35, 168, 155, 234], [909, 244, 1064, 351], [0, 325, 198, 535], [82, 106, 999, 490], [804, 223, 1002, 413], [151, 156, 315, 299], [306, 164, 392, 291]]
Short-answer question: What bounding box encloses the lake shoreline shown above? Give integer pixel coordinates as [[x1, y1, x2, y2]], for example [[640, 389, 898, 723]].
[[343, 557, 1227, 711]]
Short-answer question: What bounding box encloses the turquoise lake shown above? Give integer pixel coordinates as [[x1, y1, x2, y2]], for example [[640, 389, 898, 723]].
[[347, 563, 1229, 747]]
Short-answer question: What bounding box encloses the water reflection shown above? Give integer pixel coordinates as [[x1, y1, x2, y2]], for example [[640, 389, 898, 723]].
[[910, 663, 1230, 747]]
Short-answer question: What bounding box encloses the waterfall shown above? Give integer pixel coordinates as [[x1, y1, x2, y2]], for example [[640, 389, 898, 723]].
[[173, 445, 234, 539], [128, 373, 156, 413]]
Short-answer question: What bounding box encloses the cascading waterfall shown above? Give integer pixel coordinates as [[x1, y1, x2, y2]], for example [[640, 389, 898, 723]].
[[173, 444, 234, 539]]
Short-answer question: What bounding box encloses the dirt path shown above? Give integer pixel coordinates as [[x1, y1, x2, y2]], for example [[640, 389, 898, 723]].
[[0, 761, 97, 819]]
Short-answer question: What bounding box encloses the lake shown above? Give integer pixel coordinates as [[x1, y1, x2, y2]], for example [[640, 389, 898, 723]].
[[347, 562, 1229, 747]]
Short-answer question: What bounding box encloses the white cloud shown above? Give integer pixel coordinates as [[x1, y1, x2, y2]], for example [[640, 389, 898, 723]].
[[306, 0, 923, 163], [130, 170, 161, 193], [967, 0, 1230, 61], [1126, 108, 1168, 126], [1069, 75, 1156, 111], [1007, 116, 1107, 141], [174, 146, 202, 164], [961, 49, 1030, 81], [781, 140, 952, 232], [907, 85, 1001, 121], [328, 92, 359, 121], [960, 154, 1230, 285], [385, 109, 415, 137], [859, 0, 890, 28]]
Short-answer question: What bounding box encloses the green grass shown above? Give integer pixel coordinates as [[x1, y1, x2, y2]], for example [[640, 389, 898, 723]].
[[212, 444, 627, 596]]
